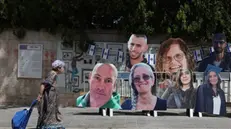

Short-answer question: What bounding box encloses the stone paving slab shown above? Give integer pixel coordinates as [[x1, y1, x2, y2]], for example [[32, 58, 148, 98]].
[[0, 107, 230, 129]]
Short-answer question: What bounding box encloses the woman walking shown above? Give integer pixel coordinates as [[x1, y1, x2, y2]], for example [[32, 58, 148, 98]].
[[36, 60, 65, 129]]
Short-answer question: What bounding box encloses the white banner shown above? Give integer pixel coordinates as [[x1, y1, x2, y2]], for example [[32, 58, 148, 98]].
[[18, 44, 43, 78]]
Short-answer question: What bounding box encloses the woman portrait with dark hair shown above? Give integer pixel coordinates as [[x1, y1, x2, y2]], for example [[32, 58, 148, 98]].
[[163, 69, 197, 109], [121, 63, 166, 110], [195, 64, 226, 116]]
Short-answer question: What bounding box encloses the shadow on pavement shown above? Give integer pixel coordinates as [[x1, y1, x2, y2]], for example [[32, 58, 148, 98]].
[[73, 112, 101, 115]]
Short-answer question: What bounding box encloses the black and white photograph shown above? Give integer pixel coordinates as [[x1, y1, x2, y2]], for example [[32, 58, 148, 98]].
[[62, 52, 73, 60], [83, 55, 93, 64], [64, 61, 69, 72], [73, 76, 79, 87], [81, 69, 92, 83], [74, 41, 82, 54]]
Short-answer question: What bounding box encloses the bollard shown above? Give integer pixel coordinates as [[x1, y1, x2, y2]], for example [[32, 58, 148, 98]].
[[198, 112, 203, 117], [108, 108, 113, 117], [102, 108, 106, 116], [152, 110, 158, 117]]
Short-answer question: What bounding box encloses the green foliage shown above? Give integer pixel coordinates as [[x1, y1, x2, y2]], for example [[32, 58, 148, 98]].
[[0, 0, 231, 43], [121, 0, 154, 35], [162, 0, 231, 43]]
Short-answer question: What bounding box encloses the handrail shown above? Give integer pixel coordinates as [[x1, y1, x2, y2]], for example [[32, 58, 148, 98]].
[[116, 72, 231, 102]]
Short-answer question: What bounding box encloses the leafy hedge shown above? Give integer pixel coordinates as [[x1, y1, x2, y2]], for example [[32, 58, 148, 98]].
[[1, 0, 231, 44]]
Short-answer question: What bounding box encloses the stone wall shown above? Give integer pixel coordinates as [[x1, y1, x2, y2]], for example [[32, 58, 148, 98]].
[[0, 29, 167, 106], [0, 30, 59, 106]]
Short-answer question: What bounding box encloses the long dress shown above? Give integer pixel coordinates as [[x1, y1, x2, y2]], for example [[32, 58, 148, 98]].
[[36, 70, 65, 129]]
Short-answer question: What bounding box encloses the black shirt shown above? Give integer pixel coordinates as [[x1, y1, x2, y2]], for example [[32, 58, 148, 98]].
[[126, 56, 155, 72]]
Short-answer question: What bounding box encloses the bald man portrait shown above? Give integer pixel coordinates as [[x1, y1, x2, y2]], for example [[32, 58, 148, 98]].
[[76, 63, 121, 109]]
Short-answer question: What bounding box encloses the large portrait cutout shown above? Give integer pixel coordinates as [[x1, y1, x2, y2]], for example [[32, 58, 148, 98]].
[[76, 63, 121, 109], [162, 69, 196, 109], [121, 63, 167, 110], [195, 64, 227, 116], [197, 33, 231, 72], [155, 38, 197, 109]]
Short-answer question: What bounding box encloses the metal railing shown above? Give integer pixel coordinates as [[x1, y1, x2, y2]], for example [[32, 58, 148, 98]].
[[116, 72, 231, 102]]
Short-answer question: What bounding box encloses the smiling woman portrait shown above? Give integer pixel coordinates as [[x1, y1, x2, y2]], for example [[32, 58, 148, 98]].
[[156, 38, 195, 74], [129, 63, 167, 110], [155, 38, 196, 99], [195, 64, 226, 116]]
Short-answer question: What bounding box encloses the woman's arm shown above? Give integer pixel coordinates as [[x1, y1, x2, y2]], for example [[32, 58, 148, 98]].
[[39, 84, 45, 94], [161, 87, 172, 100], [37, 84, 45, 101]]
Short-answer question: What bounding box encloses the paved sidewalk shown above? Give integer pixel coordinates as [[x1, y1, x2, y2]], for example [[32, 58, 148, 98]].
[[0, 107, 230, 129]]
